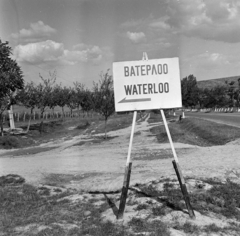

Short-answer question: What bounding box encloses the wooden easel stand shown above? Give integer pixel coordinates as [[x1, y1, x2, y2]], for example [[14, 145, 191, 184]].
[[160, 109, 195, 219], [172, 160, 195, 219], [117, 162, 132, 219], [117, 111, 137, 219]]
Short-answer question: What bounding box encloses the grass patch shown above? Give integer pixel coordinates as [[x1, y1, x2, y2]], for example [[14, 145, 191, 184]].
[[0, 118, 95, 150], [152, 206, 167, 216], [0, 183, 132, 236], [128, 218, 170, 236], [174, 222, 200, 234], [0, 174, 25, 187], [85, 112, 140, 135], [135, 178, 240, 220], [191, 180, 240, 219], [135, 203, 148, 211], [203, 223, 240, 235], [150, 117, 240, 146]]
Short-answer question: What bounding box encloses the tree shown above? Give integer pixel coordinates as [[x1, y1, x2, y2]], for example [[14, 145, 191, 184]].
[[17, 82, 38, 115], [225, 80, 236, 107], [66, 87, 77, 116], [234, 78, 240, 107], [181, 75, 199, 108], [80, 89, 94, 117], [16, 82, 38, 132], [74, 82, 85, 116], [48, 83, 61, 115], [37, 71, 56, 133], [93, 70, 115, 138], [55, 85, 69, 117], [211, 85, 228, 108], [0, 40, 24, 136]]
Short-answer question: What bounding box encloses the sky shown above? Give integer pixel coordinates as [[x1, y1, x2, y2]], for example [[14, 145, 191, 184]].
[[1, 0, 240, 88]]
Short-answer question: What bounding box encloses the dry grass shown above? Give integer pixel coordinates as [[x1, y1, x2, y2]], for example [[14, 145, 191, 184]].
[[150, 117, 240, 146]]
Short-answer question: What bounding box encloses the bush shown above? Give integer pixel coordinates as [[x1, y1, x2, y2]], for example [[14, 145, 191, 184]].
[[0, 136, 20, 149]]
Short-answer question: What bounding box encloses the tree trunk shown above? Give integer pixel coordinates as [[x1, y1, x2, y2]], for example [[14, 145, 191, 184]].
[[52, 108, 54, 119], [26, 116, 31, 133], [104, 118, 107, 139], [39, 109, 44, 134], [0, 113, 3, 137]]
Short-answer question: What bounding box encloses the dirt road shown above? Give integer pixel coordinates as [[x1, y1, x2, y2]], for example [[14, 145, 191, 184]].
[[1, 116, 240, 192]]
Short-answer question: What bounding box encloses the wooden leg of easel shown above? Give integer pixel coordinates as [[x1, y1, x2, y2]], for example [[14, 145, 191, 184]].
[[117, 162, 132, 219], [172, 160, 195, 219]]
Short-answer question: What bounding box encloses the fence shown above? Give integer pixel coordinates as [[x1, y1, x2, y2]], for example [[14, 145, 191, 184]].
[[1, 110, 99, 124]]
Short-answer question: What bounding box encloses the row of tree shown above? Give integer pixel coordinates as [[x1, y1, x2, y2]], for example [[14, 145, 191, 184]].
[[17, 70, 115, 136], [181, 75, 240, 108], [2, 39, 240, 136], [0, 40, 115, 137]]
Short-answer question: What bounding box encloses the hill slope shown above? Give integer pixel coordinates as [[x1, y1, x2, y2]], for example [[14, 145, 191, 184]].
[[197, 75, 240, 89]]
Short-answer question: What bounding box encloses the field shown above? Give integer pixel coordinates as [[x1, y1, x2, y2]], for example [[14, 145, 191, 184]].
[[1, 111, 240, 235]]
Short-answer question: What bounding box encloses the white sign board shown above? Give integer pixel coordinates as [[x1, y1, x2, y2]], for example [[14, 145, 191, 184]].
[[113, 57, 182, 112]]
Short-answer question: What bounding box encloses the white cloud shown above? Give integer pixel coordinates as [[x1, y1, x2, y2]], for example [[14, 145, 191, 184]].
[[146, 0, 240, 43], [149, 17, 171, 30], [127, 31, 146, 43], [13, 40, 112, 66], [11, 21, 57, 43], [197, 52, 229, 65], [13, 40, 64, 64]]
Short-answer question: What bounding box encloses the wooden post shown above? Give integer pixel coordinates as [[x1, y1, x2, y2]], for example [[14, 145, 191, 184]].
[[118, 162, 132, 219], [118, 111, 137, 219], [8, 106, 15, 129], [172, 160, 195, 218], [160, 109, 195, 219]]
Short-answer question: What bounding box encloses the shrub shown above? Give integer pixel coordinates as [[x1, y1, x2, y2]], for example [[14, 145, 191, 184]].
[[0, 136, 20, 149]]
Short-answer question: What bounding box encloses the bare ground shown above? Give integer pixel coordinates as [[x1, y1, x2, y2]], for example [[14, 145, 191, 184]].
[[2, 114, 240, 235], [1, 114, 240, 192]]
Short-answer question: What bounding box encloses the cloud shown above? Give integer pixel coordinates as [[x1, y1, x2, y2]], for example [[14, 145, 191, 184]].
[[11, 21, 57, 43], [149, 17, 171, 30], [127, 31, 146, 43], [197, 52, 229, 64], [13, 40, 64, 64], [120, 19, 144, 29], [145, 0, 240, 43], [13, 40, 112, 66]]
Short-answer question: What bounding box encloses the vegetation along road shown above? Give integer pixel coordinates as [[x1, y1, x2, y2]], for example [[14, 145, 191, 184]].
[[181, 111, 240, 128]]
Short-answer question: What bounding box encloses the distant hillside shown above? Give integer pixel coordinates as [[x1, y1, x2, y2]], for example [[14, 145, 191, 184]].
[[197, 75, 240, 89]]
